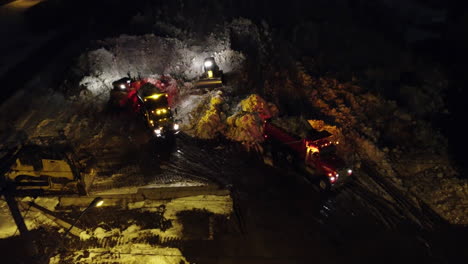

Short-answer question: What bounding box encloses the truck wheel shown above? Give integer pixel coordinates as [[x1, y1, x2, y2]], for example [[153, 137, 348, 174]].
[[318, 176, 331, 192]]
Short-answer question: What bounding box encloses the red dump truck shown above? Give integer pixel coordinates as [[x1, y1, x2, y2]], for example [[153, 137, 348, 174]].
[[263, 120, 352, 191], [110, 76, 180, 139]]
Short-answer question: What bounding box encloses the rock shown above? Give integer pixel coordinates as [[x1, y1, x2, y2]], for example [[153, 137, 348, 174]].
[[239, 94, 272, 120]]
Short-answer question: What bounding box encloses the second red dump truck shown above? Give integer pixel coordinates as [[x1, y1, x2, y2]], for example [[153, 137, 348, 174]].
[[263, 119, 352, 191]]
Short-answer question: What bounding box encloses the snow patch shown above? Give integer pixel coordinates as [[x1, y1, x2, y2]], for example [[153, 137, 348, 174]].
[[73, 32, 244, 104], [0, 197, 60, 238], [50, 244, 188, 264]]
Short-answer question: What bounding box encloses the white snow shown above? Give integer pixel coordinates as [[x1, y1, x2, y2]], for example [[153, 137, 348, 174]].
[[74, 32, 244, 104], [0, 196, 60, 238], [90, 187, 140, 196], [50, 244, 188, 264], [55, 194, 232, 263]]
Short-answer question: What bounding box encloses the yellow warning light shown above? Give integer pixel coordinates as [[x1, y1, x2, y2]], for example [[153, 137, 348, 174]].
[[306, 145, 319, 154], [155, 108, 168, 115], [145, 93, 166, 100], [207, 70, 214, 78]]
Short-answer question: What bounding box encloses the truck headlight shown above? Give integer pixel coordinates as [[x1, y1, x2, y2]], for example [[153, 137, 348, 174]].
[[154, 128, 162, 137], [119, 84, 126, 89], [347, 169, 353, 175], [174, 123, 179, 130]]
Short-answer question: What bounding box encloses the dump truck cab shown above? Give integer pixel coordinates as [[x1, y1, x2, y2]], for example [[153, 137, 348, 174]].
[[304, 136, 351, 189], [137, 83, 180, 138]]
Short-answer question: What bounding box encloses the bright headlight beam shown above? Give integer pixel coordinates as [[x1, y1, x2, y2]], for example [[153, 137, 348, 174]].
[[154, 128, 162, 136], [204, 60, 213, 68]]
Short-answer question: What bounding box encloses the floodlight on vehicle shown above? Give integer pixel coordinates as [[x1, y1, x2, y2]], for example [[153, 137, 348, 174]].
[[204, 60, 213, 68], [154, 128, 162, 137], [146, 94, 164, 100]]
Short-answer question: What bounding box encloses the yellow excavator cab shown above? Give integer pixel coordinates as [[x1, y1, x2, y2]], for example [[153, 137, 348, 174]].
[[195, 57, 223, 89]]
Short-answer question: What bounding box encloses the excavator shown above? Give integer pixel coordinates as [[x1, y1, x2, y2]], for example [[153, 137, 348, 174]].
[[194, 57, 223, 89]]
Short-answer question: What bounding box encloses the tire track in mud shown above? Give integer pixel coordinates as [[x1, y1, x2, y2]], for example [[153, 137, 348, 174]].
[[162, 135, 243, 186], [165, 136, 252, 234], [337, 180, 403, 230], [312, 159, 450, 257], [88, 135, 225, 192], [361, 160, 447, 230], [69, 123, 449, 250], [172, 136, 445, 238]]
